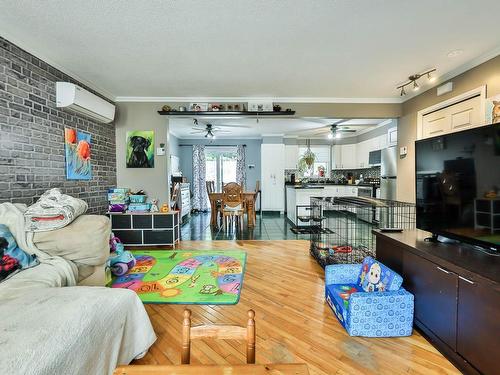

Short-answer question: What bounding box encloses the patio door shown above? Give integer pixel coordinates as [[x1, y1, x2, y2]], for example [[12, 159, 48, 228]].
[[205, 147, 238, 192]]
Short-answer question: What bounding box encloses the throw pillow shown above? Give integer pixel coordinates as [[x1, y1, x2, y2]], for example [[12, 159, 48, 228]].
[[357, 256, 402, 292]]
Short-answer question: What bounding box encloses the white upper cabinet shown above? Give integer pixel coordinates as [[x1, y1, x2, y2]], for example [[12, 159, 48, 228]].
[[387, 127, 398, 146], [332, 144, 342, 169], [417, 87, 486, 140], [421, 96, 481, 139], [340, 143, 357, 169], [284, 145, 299, 169]]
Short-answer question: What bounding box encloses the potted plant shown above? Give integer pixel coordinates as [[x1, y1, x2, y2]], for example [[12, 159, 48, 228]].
[[298, 140, 316, 177]]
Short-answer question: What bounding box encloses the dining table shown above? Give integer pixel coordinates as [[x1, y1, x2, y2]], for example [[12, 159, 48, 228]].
[[208, 191, 257, 228], [114, 363, 310, 375]]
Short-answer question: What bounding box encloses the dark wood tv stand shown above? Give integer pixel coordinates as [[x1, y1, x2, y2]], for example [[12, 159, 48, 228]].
[[374, 229, 499, 375]]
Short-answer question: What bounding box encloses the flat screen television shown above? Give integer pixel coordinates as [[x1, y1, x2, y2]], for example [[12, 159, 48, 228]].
[[415, 123, 500, 252]]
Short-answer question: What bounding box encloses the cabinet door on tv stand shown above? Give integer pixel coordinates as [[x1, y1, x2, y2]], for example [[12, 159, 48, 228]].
[[457, 276, 500, 375], [403, 251, 458, 350], [375, 237, 403, 274]]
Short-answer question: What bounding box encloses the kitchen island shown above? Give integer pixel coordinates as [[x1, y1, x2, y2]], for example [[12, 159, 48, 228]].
[[286, 184, 360, 226]]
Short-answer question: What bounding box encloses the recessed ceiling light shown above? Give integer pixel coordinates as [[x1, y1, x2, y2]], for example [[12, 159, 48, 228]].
[[447, 49, 463, 58]]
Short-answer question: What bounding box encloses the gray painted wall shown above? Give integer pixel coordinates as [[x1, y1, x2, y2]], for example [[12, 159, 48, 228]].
[[178, 138, 262, 191], [169, 133, 180, 157], [115, 102, 169, 204], [0, 37, 116, 214]]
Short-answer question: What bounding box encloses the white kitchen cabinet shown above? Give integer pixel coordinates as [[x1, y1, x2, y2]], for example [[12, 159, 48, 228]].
[[332, 145, 342, 169], [284, 145, 299, 169], [340, 144, 357, 169], [261, 144, 285, 211], [387, 127, 398, 146], [356, 139, 370, 168]]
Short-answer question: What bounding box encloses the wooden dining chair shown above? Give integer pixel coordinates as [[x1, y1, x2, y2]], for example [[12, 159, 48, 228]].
[[254, 180, 260, 220], [220, 182, 245, 231], [205, 180, 216, 193], [181, 309, 256, 365]]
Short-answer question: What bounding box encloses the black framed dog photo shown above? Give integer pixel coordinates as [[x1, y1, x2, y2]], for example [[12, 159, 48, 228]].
[[126, 130, 155, 168]]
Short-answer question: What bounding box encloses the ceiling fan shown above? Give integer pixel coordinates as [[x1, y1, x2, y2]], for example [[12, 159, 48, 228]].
[[295, 120, 356, 139], [189, 123, 231, 138], [326, 124, 357, 139]]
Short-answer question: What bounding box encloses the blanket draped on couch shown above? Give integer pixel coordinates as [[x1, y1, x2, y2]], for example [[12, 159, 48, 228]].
[[0, 202, 77, 292]]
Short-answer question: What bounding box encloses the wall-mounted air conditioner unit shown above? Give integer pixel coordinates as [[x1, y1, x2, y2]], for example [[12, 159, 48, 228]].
[[56, 82, 115, 123]]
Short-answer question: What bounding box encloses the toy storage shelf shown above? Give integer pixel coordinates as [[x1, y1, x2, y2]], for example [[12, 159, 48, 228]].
[[107, 211, 180, 247]]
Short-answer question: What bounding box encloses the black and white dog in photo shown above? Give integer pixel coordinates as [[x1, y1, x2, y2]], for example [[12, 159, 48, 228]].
[[127, 136, 153, 168]]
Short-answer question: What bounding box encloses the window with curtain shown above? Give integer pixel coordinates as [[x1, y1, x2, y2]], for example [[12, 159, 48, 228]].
[[298, 145, 331, 177], [205, 146, 238, 191]]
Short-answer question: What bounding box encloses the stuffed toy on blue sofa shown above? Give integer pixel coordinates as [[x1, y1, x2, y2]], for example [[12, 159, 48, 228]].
[[325, 256, 414, 337]]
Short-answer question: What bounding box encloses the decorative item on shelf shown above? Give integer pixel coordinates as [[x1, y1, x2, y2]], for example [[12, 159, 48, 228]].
[[397, 68, 436, 96], [219, 104, 225, 111], [178, 106, 187, 111], [189, 103, 208, 111], [150, 199, 159, 212], [273, 104, 282, 112], [234, 104, 241, 111], [209, 103, 221, 111], [227, 104, 233, 111], [126, 130, 154, 168], [247, 100, 273, 112], [160, 203, 169, 213], [285, 108, 293, 112], [485, 94, 500, 124], [161, 105, 171, 112]]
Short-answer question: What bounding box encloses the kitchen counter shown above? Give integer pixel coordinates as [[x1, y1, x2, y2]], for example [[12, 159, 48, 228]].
[[287, 185, 325, 189], [286, 184, 361, 225], [286, 183, 360, 188]]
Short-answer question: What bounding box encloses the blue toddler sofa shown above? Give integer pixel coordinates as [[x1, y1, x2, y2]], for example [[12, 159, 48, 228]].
[[325, 256, 414, 337]]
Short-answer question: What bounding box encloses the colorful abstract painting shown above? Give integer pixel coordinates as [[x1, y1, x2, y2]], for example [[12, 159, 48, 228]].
[[126, 130, 154, 168], [64, 128, 91, 180]]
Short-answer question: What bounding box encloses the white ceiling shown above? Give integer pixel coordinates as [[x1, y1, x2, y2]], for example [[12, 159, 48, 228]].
[[170, 117, 387, 139], [1, 1, 499, 101]]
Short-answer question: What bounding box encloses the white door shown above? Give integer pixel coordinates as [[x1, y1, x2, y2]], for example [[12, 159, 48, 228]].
[[261, 144, 285, 211]]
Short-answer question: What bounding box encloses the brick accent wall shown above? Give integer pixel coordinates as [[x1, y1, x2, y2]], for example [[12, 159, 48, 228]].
[[0, 37, 116, 214]]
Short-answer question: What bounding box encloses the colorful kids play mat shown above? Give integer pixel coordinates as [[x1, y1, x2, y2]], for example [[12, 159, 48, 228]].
[[111, 250, 247, 304]]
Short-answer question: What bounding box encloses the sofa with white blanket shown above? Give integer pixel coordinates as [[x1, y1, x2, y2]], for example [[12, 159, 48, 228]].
[[0, 202, 156, 375]]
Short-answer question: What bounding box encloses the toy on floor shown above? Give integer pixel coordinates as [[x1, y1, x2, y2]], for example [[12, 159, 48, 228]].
[[109, 233, 136, 276]]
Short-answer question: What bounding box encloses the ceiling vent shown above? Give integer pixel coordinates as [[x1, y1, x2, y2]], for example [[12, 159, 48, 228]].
[[56, 82, 115, 123]]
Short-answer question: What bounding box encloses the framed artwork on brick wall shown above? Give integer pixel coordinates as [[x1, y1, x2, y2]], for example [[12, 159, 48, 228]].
[[64, 128, 92, 180]]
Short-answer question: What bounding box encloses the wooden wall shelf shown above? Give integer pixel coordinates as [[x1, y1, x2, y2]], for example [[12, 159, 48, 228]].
[[157, 110, 295, 117]]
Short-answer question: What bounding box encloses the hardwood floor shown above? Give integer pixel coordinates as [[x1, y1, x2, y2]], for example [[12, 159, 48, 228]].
[[133, 240, 459, 375]]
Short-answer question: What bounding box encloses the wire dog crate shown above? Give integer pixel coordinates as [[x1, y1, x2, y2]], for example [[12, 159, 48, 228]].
[[309, 196, 416, 268]]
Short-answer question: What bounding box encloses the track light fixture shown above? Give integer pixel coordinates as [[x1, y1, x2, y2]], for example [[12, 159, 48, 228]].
[[397, 68, 436, 96]]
